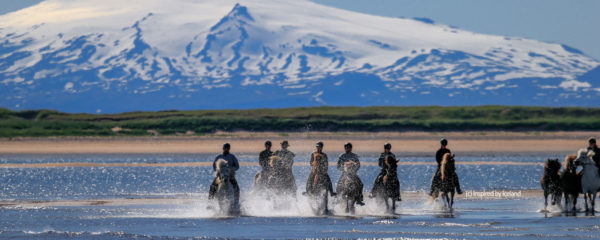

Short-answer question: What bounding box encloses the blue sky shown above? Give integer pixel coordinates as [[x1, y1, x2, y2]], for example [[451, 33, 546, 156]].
[[1, 0, 598, 60]]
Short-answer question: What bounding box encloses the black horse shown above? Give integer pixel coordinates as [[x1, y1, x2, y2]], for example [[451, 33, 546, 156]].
[[372, 155, 401, 213], [541, 158, 562, 211], [561, 155, 581, 213]]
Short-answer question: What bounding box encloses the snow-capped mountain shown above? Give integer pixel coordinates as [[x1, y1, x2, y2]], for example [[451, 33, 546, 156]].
[[0, 0, 598, 113]]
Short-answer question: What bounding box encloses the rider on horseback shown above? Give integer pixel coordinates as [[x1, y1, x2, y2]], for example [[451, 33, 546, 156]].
[[209, 143, 240, 202], [429, 138, 462, 196], [254, 140, 273, 189], [337, 142, 365, 206], [588, 138, 600, 175], [369, 143, 401, 201], [270, 140, 297, 195], [303, 141, 336, 197]]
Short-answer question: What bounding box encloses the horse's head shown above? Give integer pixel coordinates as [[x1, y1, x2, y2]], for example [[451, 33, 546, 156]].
[[574, 148, 594, 166], [564, 155, 577, 172], [215, 158, 231, 181], [269, 156, 280, 168], [544, 158, 561, 173], [344, 161, 359, 174]]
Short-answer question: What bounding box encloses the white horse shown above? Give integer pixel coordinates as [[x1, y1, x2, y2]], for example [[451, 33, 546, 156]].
[[574, 148, 600, 213]]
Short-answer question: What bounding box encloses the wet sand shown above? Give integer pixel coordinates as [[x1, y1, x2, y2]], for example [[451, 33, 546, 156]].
[[0, 131, 596, 154]]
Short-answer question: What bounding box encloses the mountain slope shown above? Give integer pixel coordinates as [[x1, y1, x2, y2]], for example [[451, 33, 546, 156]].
[[0, 0, 598, 113]]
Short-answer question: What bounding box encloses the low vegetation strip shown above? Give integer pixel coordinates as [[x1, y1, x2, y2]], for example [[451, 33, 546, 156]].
[[1, 106, 599, 137]]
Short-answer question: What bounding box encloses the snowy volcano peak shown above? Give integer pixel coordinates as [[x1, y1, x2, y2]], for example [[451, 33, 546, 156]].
[[0, 0, 598, 112]]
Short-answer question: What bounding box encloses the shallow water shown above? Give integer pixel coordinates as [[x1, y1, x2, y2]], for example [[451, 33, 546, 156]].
[[0, 154, 598, 239]]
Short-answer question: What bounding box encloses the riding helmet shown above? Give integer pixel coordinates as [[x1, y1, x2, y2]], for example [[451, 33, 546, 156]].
[[344, 142, 352, 148], [265, 140, 272, 146], [590, 138, 597, 145], [440, 138, 448, 146], [281, 140, 289, 146], [223, 142, 231, 149], [384, 142, 392, 149], [316, 141, 324, 147]]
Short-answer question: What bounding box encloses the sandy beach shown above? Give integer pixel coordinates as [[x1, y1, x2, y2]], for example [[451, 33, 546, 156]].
[[0, 131, 596, 155]]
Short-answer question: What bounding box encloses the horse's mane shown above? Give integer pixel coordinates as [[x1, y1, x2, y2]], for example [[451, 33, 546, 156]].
[[344, 161, 359, 174], [215, 158, 228, 176], [441, 153, 453, 181], [564, 155, 577, 172], [577, 148, 594, 159], [269, 155, 280, 168]]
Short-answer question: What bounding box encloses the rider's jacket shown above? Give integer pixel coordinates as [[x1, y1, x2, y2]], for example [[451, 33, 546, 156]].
[[588, 146, 600, 167], [259, 149, 273, 170], [435, 148, 451, 169], [213, 153, 240, 172]]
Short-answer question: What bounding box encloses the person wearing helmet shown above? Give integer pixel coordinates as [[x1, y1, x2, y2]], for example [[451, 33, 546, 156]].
[[304, 141, 336, 197], [270, 140, 297, 195], [336, 142, 365, 206], [587, 138, 600, 175], [429, 138, 462, 196], [209, 143, 240, 202], [254, 140, 273, 190], [369, 142, 400, 201]]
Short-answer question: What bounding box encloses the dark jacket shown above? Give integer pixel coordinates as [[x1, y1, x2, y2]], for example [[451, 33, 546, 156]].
[[213, 153, 240, 172], [436, 148, 451, 169], [588, 146, 600, 167], [259, 149, 273, 170]]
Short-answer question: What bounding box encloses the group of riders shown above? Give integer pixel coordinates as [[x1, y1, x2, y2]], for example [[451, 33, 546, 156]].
[[542, 138, 600, 213], [208, 138, 465, 214]]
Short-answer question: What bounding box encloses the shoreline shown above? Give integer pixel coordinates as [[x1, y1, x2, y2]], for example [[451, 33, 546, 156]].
[[0, 131, 595, 155]]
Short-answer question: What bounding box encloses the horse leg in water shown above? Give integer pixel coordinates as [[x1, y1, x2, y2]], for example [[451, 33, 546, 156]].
[[543, 189, 549, 210], [392, 197, 396, 212], [450, 191, 455, 209], [584, 192, 590, 212], [592, 192, 597, 213]]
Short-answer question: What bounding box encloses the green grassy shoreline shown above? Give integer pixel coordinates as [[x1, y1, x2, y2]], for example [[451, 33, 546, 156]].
[[1, 106, 599, 137]]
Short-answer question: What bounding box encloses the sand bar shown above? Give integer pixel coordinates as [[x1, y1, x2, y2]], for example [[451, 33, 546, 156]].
[[0, 131, 596, 155]]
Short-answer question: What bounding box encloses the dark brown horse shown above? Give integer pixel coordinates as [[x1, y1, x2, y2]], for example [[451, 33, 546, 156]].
[[541, 158, 562, 211], [561, 155, 581, 213], [439, 153, 457, 210], [373, 155, 400, 213]]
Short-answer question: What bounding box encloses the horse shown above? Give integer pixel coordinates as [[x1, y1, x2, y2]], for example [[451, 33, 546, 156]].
[[214, 158, 239, 216], [575, 148, 600, 213], [541, 158, 562, 211], [336, 161, 361, 214], [373, 155, 400, 213], [267, 155, 297, 196], [439, 153, 457, 210], [306, 153, 331, 215], [561, 155, 581, 213]]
